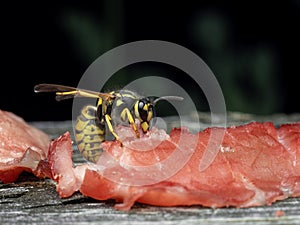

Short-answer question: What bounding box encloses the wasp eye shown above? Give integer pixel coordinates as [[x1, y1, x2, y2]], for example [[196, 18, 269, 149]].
[[138, 100, 148, 121], [138, 101, 145, 109]]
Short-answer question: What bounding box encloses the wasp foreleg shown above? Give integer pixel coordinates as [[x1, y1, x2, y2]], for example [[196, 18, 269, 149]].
[[122, 108, 140, 138], [104, 114, 123, 146]]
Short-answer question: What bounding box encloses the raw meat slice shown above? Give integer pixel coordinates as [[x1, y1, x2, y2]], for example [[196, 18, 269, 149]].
[[0, 110, 50, 183], [49, 122, 300, 210], [48, 132, 86, 197]]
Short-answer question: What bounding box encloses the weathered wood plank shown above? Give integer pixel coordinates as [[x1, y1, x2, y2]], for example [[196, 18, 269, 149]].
[[1, 176, 300, 225], [1, 113, 300, 225]]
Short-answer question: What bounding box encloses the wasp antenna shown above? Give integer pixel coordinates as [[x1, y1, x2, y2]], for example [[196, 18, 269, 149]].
[[153, 96, 184, 105]]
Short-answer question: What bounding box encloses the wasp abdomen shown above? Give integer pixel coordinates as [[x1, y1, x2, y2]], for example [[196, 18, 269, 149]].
[[75, 105, 105, 163]]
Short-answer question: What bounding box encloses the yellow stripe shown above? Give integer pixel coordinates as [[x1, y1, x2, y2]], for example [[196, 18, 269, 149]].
[[105, 114, 120, 141], [121, 93, 136, 98], [116, 99, 123, 106], [81, 111, 95, 120], [120, 109, 127, 121], [147, 110, 153, 122], [141, 122, 149, 132], [57, 90, 101, 99], [143, 104, 148, 111], [56, 90, 77, 96], [75, 119, 90, 131], [76, 132, 103, 142], [134, 101, 139, 118], [97, 97, 102, 107]]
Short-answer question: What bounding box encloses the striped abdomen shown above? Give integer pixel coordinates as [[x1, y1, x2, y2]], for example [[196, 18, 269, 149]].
[[75, 105, 105, 162]]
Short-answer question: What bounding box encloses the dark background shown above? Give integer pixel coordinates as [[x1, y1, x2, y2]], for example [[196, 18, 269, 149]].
[[1, 1, 300, 121]]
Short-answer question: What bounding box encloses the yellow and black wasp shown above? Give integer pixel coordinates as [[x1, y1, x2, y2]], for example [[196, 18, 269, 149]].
[[34, 84, 182, 163]]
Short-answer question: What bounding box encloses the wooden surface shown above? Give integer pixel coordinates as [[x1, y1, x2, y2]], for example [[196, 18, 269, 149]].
[[1, 113, 300, 225]]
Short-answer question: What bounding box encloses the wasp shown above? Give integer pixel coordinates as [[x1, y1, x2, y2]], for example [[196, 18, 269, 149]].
[[34, 84, 182, 163]]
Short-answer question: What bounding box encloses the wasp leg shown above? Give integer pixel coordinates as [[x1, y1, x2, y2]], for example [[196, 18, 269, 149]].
[[123, 108, 140, 138], [56, 90, 102, 98], [104, 114, 123, 146]]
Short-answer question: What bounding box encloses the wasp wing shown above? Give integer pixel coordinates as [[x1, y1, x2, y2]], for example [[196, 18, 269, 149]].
[[34, 83, 114, 101], [55, 94, 79, 101], [34, 84, 78, 93]]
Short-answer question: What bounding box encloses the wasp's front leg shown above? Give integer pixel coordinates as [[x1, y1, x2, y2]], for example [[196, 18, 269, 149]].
[[104, 114, 123, 146], [122, 108, 140, 138]]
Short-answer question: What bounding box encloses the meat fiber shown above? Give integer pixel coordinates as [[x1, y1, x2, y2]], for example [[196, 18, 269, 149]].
[[48, 122, 300, 210], [0, 110, 50, 183]]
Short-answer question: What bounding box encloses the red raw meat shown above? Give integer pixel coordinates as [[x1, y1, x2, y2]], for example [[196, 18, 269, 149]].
[[48, 122, 300, 210], [0, 110, 50, 183]]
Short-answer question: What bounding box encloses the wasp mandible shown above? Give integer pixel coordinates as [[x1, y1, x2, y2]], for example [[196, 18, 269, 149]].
[[34, 84, 183, 163]]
